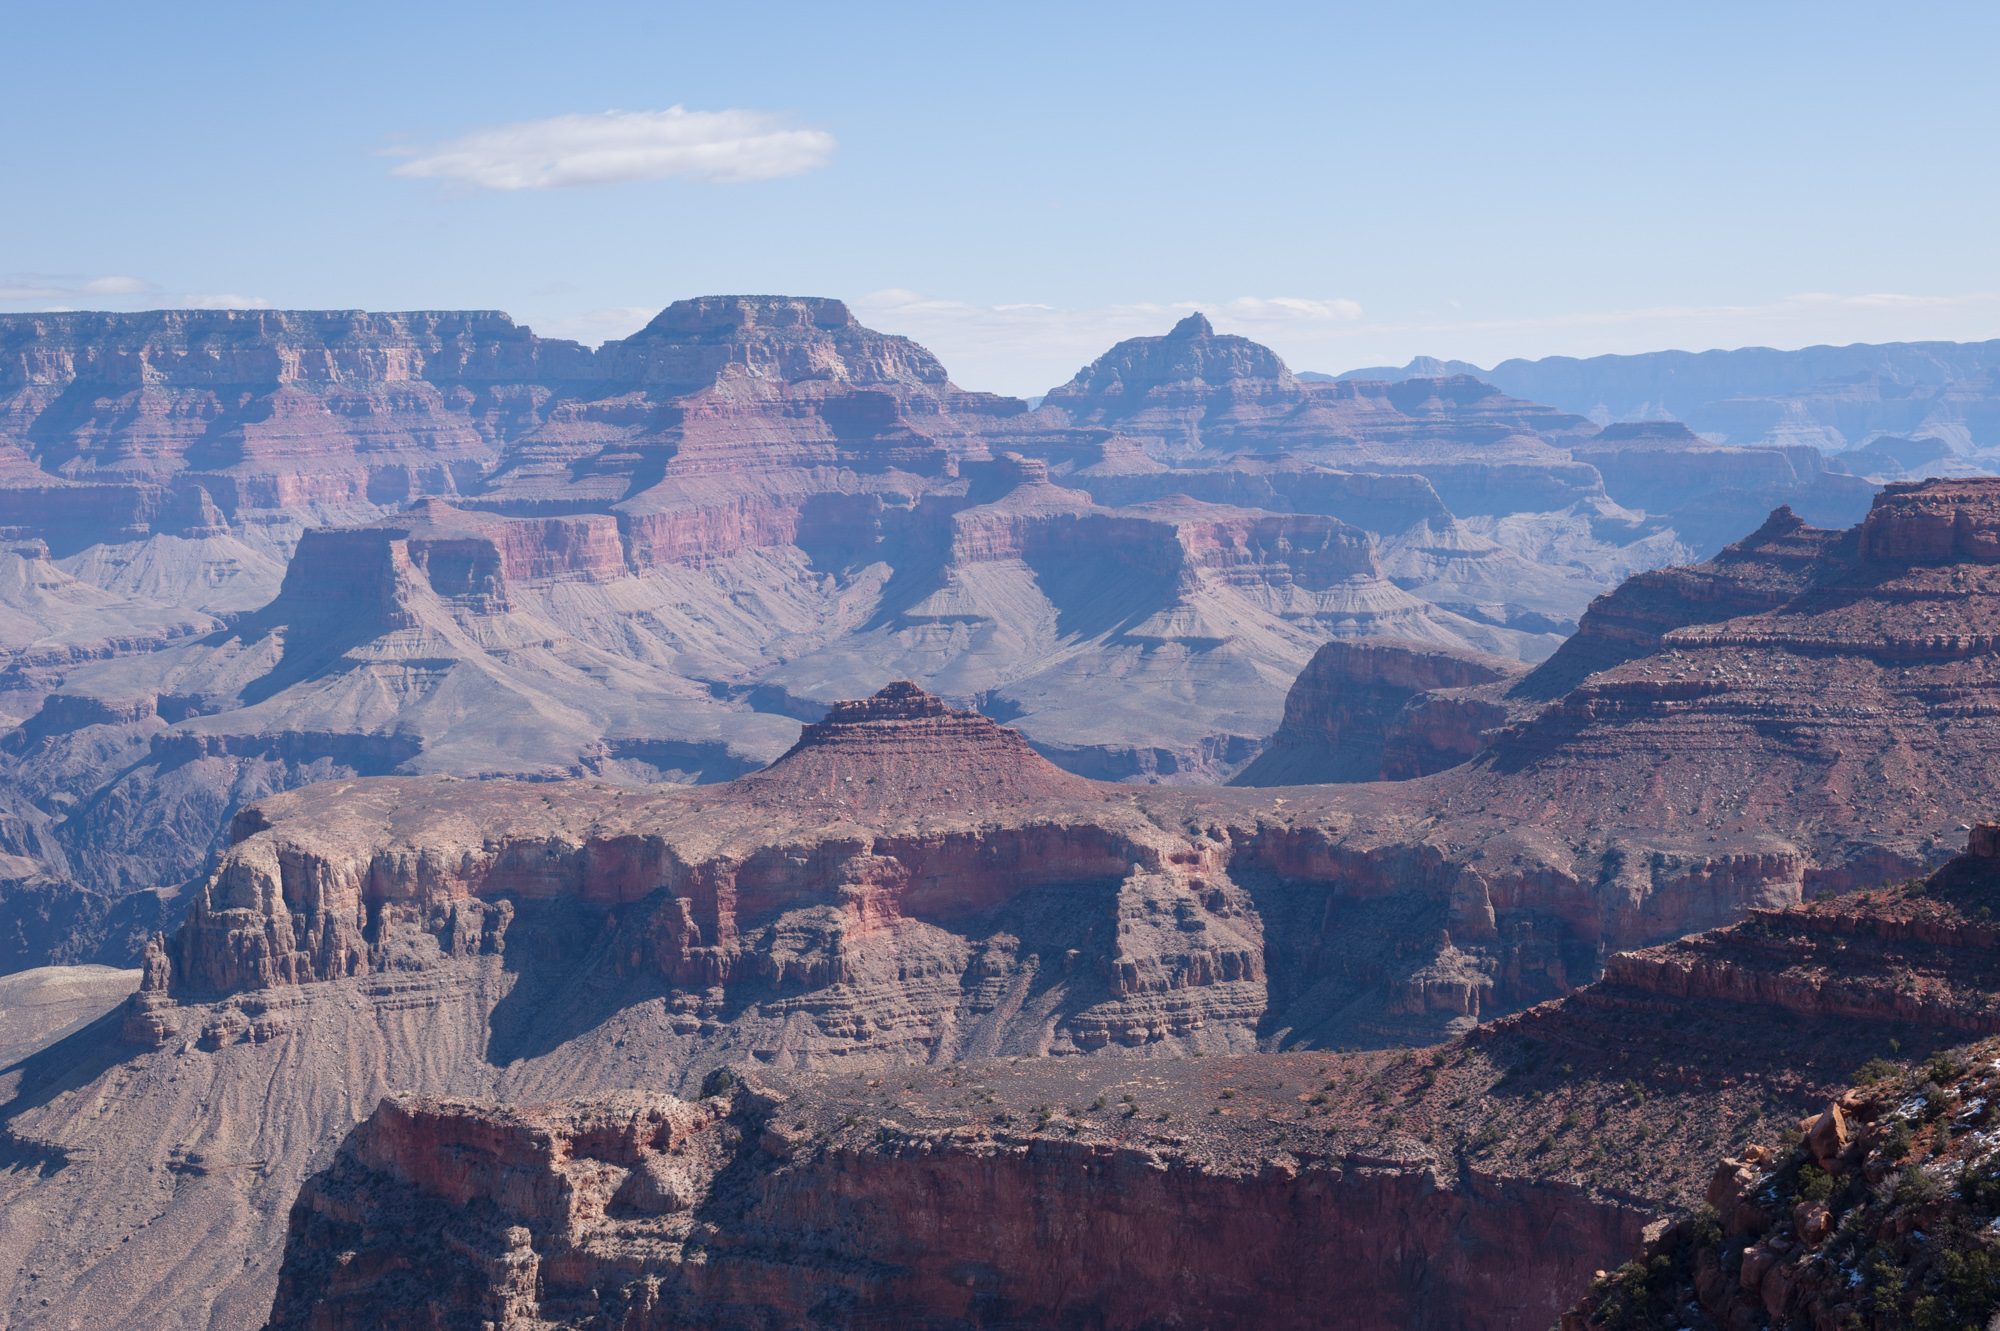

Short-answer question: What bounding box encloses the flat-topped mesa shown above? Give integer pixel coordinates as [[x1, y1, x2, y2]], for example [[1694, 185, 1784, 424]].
[[600, 294, 957, 394], [1859, 476, 2000, 564], [738, 682, 1100, 814], [1573, 420, 1710, 450], [0, 307, 575, 391]]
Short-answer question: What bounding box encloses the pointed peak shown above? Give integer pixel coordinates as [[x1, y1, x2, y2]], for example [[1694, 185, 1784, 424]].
[[820, 680, 954, 724], [738, 682, 1098, 814], [1170, 312, 1214, 339]]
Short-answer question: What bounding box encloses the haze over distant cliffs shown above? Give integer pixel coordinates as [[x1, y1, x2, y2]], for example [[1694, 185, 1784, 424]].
[[14, 472, 2000, 1328], [6, 292, 2000, 1328], [0, 294, 1898, 971], [1332, 337, 2000, 458]]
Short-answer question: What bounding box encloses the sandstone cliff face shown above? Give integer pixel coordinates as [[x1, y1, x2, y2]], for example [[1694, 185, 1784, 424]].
[[1563, 831, 2000, 1331], [23, 820, 2000, 1331], [1233, 637, 1525, 784], [267, 1084, 1647, 1331], [253, 828, 2000, 1331], [1028, 312, 1598, 470]]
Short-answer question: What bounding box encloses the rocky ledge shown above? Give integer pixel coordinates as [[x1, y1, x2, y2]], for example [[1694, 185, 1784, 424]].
[[266, 1070, 1643, 1331]]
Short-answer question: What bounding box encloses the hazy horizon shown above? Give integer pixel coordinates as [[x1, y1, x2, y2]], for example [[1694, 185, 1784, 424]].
[[7, 0, 2000, 394]]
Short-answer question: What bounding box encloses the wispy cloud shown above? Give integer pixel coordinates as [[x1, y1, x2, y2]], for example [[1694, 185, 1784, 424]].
[[0, 274, 280, 314], [0, 274, 151, 303], [387, 108, 836, 190], [185, 293, 274, 310]]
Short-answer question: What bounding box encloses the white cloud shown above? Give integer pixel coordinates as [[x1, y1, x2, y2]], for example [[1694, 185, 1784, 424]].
[[0, 274, 153, 303], [0, 275, 280, 314], [81, 275, 148, 296], [387, 107, 836, 190]]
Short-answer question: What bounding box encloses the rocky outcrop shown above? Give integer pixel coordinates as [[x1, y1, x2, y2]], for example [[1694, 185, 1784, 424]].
[[266, 1082, 1648, 1331], [32, 824, 2000, 1331], [737, 680, 1100, 813], [253, 828, 2000, 1331], [1028, 312, 1595, 466], [1233, 638, 1525, 783], [1562, 835, 2000, 1329], [1511, 504, 1836, 698]]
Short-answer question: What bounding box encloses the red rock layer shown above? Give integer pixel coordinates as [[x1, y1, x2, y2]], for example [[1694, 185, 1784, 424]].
[[1234, 637, 1525, 784], [265, 1083, 1647, 1331]]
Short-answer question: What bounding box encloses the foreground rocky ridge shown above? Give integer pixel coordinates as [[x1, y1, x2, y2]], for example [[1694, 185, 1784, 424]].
[[14, 766, 2000, 1329], [245, 831, 2000, 1330], [1567, 843, 2000, 1329], [266, 1078, 1639, 1331]]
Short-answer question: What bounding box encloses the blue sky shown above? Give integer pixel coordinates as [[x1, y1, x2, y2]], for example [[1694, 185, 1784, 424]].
[[6, 1, 1999, 394]]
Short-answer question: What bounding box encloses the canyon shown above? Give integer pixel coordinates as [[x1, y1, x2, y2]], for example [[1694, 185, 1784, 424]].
[[7, 464, 2000, 1326], [0, 298, 1882, 971], [4, 301, 2000, 1328]]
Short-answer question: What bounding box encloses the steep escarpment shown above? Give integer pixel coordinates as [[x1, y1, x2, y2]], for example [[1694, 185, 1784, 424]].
[[21, 799, 2000, 1331], [266, 1080, 1645, 1331], [1512, 503, 1838, 698], [1234, 637, 1526, 784], [255, 830, 2000, 1331], [1027, 312, 1598, 475], [142, 686, 1274, 1063], [1564, 834, 2000, 1330]]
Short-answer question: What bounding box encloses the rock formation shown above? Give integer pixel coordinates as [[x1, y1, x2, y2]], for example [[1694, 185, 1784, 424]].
[[1233, 637, 1526, 783], [1565, 831, 2000, 1330], [243, 828, 2000, 1331], [17, 298, 1786, 961], [266, 1082, 1643, 1331]]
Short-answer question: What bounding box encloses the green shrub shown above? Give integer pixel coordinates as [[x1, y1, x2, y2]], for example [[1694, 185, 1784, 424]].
[[1796, 1164, 1836, 1204], [1882, 1120, 1915, 1162], [1855, 1056, 1901, 1085], [1959, 1155, 2000, 1211], [1895, 1164, 1943, 1206], [1925, 1052, 1969, 1085]]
